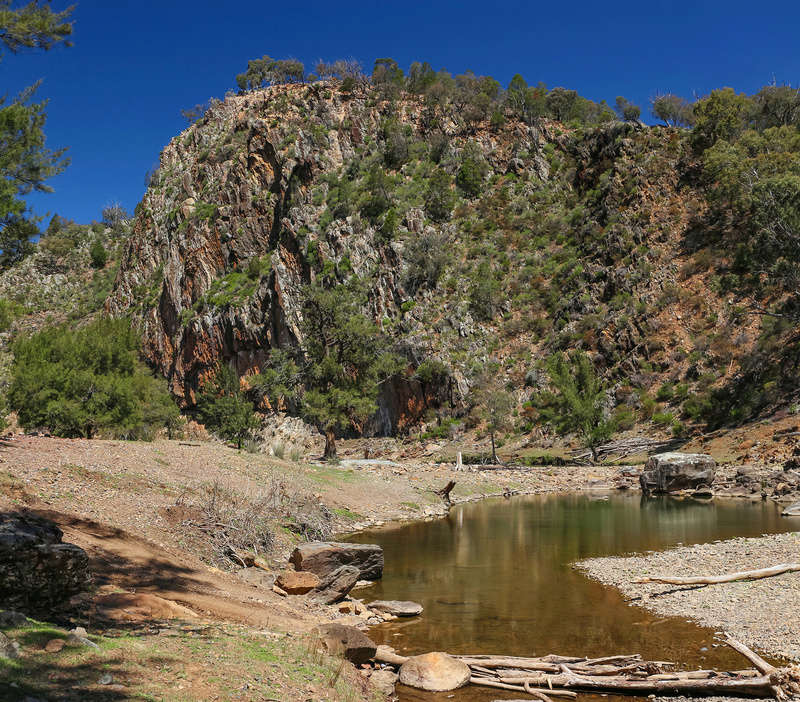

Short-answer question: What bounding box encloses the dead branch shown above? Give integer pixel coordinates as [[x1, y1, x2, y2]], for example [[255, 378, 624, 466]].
[[435, 480, 456, 504], [635, 563, 800, 585]]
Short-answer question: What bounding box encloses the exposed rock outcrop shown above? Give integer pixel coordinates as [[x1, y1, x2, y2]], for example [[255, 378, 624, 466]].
[[290, 541, 383, 580], [310, 564, 360, 604], [640, 453, 716, 494], [0, 512, 92, 613]]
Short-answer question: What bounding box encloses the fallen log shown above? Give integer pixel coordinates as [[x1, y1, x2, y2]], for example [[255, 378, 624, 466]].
[[726, 635, 777, 676], [379, 641, 798, 699], [634, 563, 800, 586], [469, 677, 578, 698]]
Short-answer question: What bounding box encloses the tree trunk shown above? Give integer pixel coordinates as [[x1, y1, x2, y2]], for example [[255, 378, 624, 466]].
[[324, 430, 337, 460], [490, 431, 498, 464], [590, 444, 598, 463]]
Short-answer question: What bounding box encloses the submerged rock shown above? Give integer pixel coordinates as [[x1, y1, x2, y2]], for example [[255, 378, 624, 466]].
[[640, 453, 716, 495], [312, 623, 377, 664], [368, 600, 423, 617], [290, 541, 383, 580], [398, 651, 471, 692]]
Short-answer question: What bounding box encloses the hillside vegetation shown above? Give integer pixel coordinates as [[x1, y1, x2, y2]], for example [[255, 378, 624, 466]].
[[4, 56, 800, 455]]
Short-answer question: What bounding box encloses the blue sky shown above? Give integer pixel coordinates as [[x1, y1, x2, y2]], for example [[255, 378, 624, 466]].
[[10, 0, 800, 225]]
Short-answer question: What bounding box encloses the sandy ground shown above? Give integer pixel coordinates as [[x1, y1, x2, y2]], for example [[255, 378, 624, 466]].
[[577, 531, 800, 663]]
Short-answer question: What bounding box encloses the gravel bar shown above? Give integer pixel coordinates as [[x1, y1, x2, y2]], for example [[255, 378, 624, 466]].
[[577, 531, 800, 662]]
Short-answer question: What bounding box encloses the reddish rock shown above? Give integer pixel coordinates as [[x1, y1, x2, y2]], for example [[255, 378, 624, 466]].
[[275, 569, 320, 595]]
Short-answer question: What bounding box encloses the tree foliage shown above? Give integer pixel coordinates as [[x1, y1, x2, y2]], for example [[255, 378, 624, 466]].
[[651, 93, 694, 127], [299, 274, 402, 458], [470, 367, 513, 464], [0, 0, 73, 55], [9, 318, 179, 439], [538, 352, 615, 461], [0, 2, 73, 267], [197, 364, 260, 449]]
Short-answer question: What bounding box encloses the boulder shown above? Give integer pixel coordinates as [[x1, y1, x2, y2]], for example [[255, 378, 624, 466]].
[[310, 565, 360, 604], [0, 631, 20, 659], [275, 569, 320, 595], [312, 623, 377, 665], [290, 541, 383, 580], [238, 567, 276, 589], [398, 651, 471, 692], [782, 500, 800, 516], [0, 610, 28, 628], [370, 669, 398, 697], [639, 453, 716, 494], [368, 600, 423, 617], [0, 512, 92, 613]]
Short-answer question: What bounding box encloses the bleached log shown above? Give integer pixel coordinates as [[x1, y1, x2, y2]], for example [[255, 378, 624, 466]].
[[634, 563, 800, 586]]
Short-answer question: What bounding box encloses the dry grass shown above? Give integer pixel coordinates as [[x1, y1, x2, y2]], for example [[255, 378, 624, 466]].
[[167, 478, 332, 570]]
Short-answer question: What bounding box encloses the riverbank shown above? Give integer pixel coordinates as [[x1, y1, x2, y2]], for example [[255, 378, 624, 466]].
[[0, 435, 620, 701], [2, 434, 798, 700], [577, 530, 800, 663]]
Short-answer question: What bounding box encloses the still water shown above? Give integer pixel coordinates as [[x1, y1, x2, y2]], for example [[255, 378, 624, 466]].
[[348, 492, 797, 701]]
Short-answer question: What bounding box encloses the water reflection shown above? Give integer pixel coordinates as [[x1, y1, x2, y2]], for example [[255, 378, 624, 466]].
[[348, 492, 794, 701]]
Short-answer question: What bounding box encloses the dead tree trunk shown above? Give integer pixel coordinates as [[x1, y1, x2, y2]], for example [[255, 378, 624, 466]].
[[323, 430, 337, 460], [435, 480, 456, 504]]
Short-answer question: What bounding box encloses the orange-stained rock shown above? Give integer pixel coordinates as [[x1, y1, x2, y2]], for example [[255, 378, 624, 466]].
[[275, 569, 320, 595]]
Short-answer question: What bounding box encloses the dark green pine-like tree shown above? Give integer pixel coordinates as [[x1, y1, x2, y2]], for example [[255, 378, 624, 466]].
[[300, 273, 403, 460], [539, 351, 616, 462], [196, 364, 260, 449], [0, 1, 74, 269]]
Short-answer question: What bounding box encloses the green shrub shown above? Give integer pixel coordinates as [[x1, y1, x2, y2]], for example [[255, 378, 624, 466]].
[[9, 318, 179, 439], [196, 364, 260, 449], [652, 411, 674, 426], [89, 238, 108, 268], [456, 141, 489, 198]]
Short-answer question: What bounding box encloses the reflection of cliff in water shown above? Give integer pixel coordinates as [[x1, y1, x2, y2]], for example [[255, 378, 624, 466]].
[[349, 492, 792, 701]]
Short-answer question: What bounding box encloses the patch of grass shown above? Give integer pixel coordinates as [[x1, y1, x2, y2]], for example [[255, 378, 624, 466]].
[[331, 506, 364, 521]]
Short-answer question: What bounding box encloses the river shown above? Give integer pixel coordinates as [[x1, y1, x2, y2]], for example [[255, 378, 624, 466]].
[[348, 492, 795, 701]]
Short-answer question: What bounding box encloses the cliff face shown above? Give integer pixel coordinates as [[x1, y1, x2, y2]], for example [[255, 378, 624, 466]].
[[107, 84, 549, 421], [108, 81, 763, 436]]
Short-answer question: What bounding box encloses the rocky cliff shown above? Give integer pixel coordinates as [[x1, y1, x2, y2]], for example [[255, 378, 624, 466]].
[[107, 81, 773, 436]]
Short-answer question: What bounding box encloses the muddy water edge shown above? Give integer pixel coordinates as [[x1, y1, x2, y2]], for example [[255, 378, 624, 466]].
[[346, 492, 796, 702]]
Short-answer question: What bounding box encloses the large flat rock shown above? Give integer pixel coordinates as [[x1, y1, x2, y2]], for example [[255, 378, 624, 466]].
[[640, 452, 716, 494], [290, 541, 383, 580], [369, 600, 423, 617]]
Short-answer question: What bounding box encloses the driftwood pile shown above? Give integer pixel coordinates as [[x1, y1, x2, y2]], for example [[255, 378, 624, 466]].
[[571, 437, 675, 463], [378, 637, 800, 700]]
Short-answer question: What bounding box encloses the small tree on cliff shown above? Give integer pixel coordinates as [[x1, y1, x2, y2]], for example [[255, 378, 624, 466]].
[[538, 351, 614, 462], [197, 364, 260, 449], [300, 273, 402, 460], [470, 367, 513, 464]]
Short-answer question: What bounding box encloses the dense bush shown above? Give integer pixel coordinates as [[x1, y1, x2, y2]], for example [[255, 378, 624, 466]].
[[9, 318, 179, 439], [196, 364, 260, 449]]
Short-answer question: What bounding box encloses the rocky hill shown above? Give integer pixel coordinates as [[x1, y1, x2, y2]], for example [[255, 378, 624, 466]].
[[104, 80, 796, 441]]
